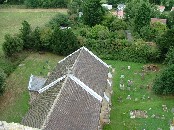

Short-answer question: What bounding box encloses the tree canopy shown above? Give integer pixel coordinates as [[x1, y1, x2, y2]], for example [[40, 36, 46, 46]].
[[82, 0, 105, 26]]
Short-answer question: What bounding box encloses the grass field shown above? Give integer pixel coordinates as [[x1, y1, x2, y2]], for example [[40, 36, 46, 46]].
[[0, 8, 67, 54]]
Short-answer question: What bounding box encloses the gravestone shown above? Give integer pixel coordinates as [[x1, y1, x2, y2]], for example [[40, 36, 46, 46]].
[[130, 110, 148, 118], [171, 108, 174, 113], [135, 98, 138, 102], [126, 95, 131, 100], [162, 105, 168, 112], [120, 84, 125, 90]]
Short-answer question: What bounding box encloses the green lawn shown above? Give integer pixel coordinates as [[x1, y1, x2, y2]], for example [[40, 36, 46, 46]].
[[0, 8, 67, 54], [104, 60, 174, 130]]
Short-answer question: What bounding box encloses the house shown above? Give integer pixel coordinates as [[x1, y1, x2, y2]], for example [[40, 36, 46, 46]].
[[102, 4, 112, 10], [22, 47, 113, 130], [117, 4, 126, 11], [158, 6, 165, 13], [151, 18, 167, 25], [114, 10, 124, 19], [171, 7, 174, 11]]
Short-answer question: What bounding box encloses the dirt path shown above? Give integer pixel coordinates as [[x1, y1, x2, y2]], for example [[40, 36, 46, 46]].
[[0, 8, 67, 12]]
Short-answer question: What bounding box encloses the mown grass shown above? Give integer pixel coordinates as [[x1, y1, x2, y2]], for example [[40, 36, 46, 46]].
[[0, 52, 63, 122], [104, 60, 174, 130]]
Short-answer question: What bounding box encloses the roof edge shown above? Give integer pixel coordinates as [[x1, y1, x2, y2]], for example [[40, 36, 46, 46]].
[[28, 74, 33, 90], [58, 47, 82, 64], [38, 75, 66, 93], [82, 47, 109, 68], [69, 74, 102, 102]]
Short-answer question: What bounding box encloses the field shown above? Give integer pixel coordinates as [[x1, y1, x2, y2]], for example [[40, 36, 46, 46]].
[[0, 8, 67, 54], [0, 7, 174, 129]]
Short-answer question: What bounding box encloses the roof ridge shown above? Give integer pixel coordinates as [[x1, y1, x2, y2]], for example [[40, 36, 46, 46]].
[[82, 47, 109, 68], [38, 75, 66, 93], [58, 47, 82, 64], [69, 74, 102, 102], [40, 76, 69, 130]]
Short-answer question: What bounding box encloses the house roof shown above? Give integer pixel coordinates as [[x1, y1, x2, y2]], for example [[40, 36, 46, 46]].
[[158, 6, 165, 12], [151, 18, 167, 24], [22, 47, 109, 130]]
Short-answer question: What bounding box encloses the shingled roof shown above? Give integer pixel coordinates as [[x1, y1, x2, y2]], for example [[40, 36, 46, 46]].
[[22, 47, 110, 130]]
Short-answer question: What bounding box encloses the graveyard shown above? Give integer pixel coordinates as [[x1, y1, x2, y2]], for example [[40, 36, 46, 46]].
[[104, 60, 174, 130]]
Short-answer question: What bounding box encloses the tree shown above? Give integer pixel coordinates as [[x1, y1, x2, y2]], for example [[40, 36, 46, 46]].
[[20, 21, 32, 49], [165, 46, 174, 66], [3, 34, 23, 57], [167, 11, 174, 29], [157, 28, 174, 58], [134, 3, 151, 33], [51, 27, 79, 55], [124, 0, 144, 23], [107, 0, 127, 8], [82, 0, 105, 26], [153, 64, 174, 95]]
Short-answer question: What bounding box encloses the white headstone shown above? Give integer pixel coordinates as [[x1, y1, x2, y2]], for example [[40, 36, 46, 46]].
[[108, 72, 112, 79], [126, 95, 131, 100]]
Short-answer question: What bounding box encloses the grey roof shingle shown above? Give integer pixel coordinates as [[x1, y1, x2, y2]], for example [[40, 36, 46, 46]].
[[43, 77, 101, 130], [72, 48, 108, 96], [22, 80, 64, 128]]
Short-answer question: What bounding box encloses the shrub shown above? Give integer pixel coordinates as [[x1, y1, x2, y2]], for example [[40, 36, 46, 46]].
[[109, 18, 127, 31], [48, 13, 70, 29], [153, 65, 174, 95], [3, 34, 23, 57], [0, 68, 6, 95], [88, 25, 109, 39], [165, 46, 174, 66], [156, 28, 174, 59], [30, 27, 42, 51], [20, 21, 32, 49], [40, 27, 52, 51], [51, 27, 79, 55], [167, 11, 174, 29]]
